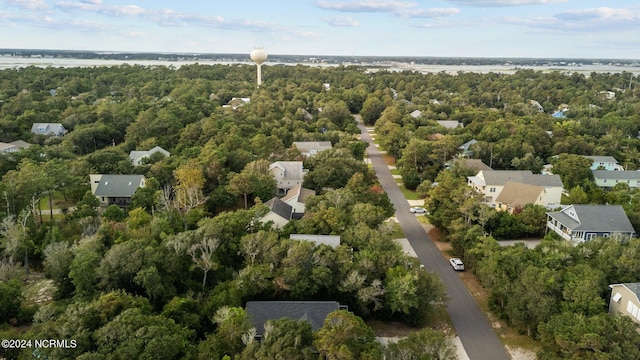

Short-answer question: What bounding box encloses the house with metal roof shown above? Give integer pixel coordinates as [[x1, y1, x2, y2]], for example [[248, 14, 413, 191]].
[[289, 234, 341, 248], [259, 197, 293, 229], [129, 146, 170, 166], [269, 161, 306, 195], [0, 142, 18, 153], [546, 204, 636, 243], [280, 184, 315, 219], [609, 283, 640, 325], [437, 120, 463, 129], [292, 141, 332, 157], [30, 123, 66, 137], [90, 174, 146, 208], [246, 301, 346, 337], [468, 170, 563, 208], [592, 170, 640, 189]]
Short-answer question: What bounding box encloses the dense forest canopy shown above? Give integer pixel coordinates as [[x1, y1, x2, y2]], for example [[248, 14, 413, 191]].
[[0, 62, 639, 359]]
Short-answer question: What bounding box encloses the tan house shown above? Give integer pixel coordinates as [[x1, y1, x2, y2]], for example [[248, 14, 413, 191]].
[[259, 197, 292, 229], [609, 283, 640, 324], [495, 182, 546, 213], [280, 184, 315, 219], [467, 170, 563, 209]]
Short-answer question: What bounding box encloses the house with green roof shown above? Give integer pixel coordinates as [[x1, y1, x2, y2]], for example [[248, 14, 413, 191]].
[[90, 174, 146, 208]]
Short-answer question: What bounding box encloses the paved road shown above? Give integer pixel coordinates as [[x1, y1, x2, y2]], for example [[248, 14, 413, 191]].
[[357, 116, 510, 360]]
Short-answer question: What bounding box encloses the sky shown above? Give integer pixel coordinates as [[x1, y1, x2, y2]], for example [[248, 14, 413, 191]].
[[0, 0, 639, 59]]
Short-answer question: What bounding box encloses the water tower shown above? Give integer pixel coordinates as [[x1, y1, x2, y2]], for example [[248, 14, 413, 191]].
[[250, 48, 268, 86]]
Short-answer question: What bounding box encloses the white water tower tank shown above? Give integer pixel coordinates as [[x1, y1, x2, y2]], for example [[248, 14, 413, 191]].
[[250, 48, 268, 85]]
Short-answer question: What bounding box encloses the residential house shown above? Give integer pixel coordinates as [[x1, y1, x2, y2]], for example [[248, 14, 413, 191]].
[[280, 184, 315, 219], [585, 156, 624, 171], [289, 234, 341, 248], [0, 142, 17, 153], [458, 139, 478, 157], [129, 146, 170, 166], [269, 161, 306, 195], [246, 301, 346, 338], [552, 108, 568, 118], [530, 100, 544, 112], [599, 90, 616, 100], [592, 170, 640, 189], [409, 110, 422, 118], [259, 197, 292, 228], [495, 182, 546, 213], [9, 140, 31, 150], [30, 123, 66, 137], [90, 174, 146, 208], [467, 170, 563, 208], [446, 158, 491, 173], [609, 283, 640, 325], [437, 120, 463, 129], [546, 204, 636, 243], [223, 97, 250, 109], [292, 141, 332, 157]]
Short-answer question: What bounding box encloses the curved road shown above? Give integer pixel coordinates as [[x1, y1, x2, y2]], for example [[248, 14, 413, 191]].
[[357, 116, 510, 360]]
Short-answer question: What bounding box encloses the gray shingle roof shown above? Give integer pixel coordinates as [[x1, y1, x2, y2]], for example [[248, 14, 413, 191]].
[[547, 205, 635, 233], [264, 197, 292, 220], [93, 175, 145, 197], [474, 170, 563, 187], [30, 123, 66, 136], [246, 301, 341, 336], [269, 161, 305, 181], [593, 170, 640, 181]]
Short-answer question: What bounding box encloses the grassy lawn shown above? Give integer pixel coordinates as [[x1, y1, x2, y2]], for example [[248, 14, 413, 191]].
[[386, 221, 405, 239], [38, 191, 73, 211], [398, 184, 421, 200], [390, 168, 401, 176]]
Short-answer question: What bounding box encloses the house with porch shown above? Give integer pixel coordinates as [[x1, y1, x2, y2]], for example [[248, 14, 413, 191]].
[[592, 170, 640, 189], [609, 283, 640, 325], [467, 170, 563, 208], [90, 174, 146, 208], [546, 204, 636, 244]]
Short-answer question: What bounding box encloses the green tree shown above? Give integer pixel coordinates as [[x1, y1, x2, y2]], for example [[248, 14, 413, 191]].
[[314, 310, 382, 360], [551, 154, 593, 189], [384, 327, 457, 360]]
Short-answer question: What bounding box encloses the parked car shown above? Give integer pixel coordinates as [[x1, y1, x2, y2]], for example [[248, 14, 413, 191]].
[[410, 206, 427, 214], [449, 258, 465, 271]]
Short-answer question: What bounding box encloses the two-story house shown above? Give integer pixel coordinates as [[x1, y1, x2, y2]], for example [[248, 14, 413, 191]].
[[609, 283, 640, 325], [467, 170, 563, 208], [269, 161, 306, 195], [585, 156, 624, 171], [546, 204, 636, 243], [592, 170, 640, 189]]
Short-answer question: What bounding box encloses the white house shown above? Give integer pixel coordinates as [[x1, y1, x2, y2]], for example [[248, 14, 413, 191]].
[[468, 170, 563, 208], [546, 205, 636, 243], [31, 123, 66, 137], [585, 156, 624, 171], [129, 146, 170, 166], [592, 170, 640, 189], [292, 141, 332, 157], [269, 161, 306, 195]]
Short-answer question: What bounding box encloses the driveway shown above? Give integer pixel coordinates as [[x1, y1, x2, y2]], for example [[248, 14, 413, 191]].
[[357, 115, 510, 360]]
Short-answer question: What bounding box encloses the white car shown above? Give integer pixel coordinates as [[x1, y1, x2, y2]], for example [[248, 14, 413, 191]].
[[449, 258, 465, 271], [410, 206, 427, 214]]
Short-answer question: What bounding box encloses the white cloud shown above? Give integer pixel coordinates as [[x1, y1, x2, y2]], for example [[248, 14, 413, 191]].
[[501, 7, 640, 32], [446, 0, 566, 6], [98, 5, 146, 17], [80, 0, 101, 4], [556, 7, 638, 22], [1, 0, 48, 10], [315, 0, 460, 18], [321, 15, 360, 26]]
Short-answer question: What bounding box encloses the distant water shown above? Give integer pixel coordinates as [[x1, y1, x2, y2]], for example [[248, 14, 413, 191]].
[[1, 56, 639, 75]]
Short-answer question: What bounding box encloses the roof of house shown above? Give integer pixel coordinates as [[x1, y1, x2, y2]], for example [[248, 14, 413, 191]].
[[9, 140, 31, 149], [281, 184, 316, 205], [410, 110, 422, 118], [584, 155, 619, 164], [129, 146, 170, 163], [30, 123, 66, 135], [592, 170, 640, 181], [290, 234, 341, 248], [269, 161, 305, 180], [437, 120, 463, 129], [0, 142, 17, 152], [610, 283, 640, 302], [292, 141, 332, 154], [93, 174, 145, 197], [470, 170, 563, 187], [547, 204, 635, 233], [427, 133, 446, 141], [264, 197, 292, 220], [459, 139, 478, 150], [495, 182, 544, 208], [246, 301, 341, 336]]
